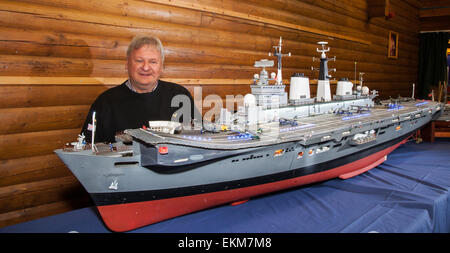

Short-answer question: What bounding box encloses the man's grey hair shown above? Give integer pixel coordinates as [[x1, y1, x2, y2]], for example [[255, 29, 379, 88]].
[[126, 34, 165, 64]]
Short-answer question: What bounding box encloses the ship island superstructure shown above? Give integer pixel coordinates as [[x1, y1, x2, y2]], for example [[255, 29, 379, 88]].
[[55, 38, 442, 232]]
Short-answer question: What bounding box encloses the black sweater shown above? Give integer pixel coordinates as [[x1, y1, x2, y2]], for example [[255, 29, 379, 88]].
[[81, 80, 197, 143]]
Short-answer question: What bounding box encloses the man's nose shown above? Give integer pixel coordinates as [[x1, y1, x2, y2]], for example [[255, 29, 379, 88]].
[[142, 61, 151, 71]]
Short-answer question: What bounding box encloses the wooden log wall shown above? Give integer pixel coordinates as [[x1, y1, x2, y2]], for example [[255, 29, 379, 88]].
[[419, 0, 450, 31], [0, 0, 421, 228]]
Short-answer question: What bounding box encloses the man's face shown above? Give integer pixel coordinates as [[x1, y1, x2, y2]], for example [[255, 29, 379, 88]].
[[127, 45, 163, 93]]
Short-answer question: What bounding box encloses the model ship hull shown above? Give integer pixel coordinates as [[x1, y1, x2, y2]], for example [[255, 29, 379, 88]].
[[55, 99, 441, 232], [93, 135, 407, 232]]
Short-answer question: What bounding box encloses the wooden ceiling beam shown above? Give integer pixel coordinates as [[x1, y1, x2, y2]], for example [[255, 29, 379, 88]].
[[367, 0, 390, 19], [421, 0, 450, 9], [419, 7, 450, 18], [403, 0, 422, 9]]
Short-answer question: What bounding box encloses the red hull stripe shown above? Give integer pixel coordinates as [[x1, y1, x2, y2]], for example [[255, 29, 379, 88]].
[[97, 138, 408, 232], [338, 155, 387, 179]]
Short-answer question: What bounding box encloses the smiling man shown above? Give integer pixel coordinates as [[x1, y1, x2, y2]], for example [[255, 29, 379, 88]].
[[81, 35, 198, 143]]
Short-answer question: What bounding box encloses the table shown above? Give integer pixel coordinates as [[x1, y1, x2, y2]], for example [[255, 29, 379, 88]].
[[1, 139, 449, 233]]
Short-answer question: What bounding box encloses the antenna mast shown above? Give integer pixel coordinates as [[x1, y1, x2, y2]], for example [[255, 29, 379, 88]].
[[269, 37, 291, 85]]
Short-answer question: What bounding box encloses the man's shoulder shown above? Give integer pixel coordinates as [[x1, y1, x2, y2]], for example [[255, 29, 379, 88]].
[[97, 81, 129, 99], [89, 82, 130, 109]]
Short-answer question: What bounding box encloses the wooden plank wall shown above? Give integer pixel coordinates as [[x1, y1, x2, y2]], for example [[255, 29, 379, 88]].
[[0, 0, 421, 228], [420, 0, 450, 31]]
